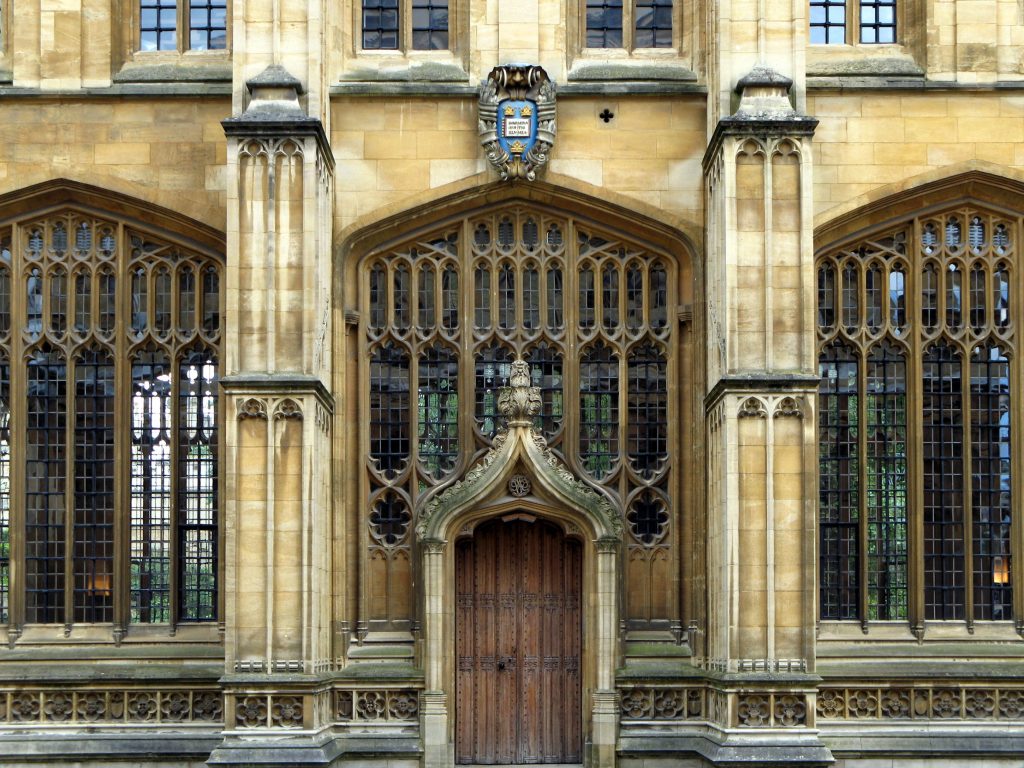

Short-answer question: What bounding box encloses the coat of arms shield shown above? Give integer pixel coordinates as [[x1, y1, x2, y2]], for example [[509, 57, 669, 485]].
[[479, 65, 556, 181]]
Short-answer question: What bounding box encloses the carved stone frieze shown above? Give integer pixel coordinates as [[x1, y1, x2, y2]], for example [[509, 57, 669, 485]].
[[773, 395, 803, 418], [0, 689, 224, 725], [619, 687, 704, 720], [334, 689, 419, 722], [738, 397, 768, 419], [235, 695, 269, 728], [273, 398, 303, 421], [270, 695, 304, 728], [816, 686, 1024, 721]]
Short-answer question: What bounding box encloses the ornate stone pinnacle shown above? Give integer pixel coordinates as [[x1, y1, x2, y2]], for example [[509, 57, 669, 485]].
[[497, 358, 542, 427]]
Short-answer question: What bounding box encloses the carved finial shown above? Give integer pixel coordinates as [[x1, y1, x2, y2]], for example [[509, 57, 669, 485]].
[[497, 358, 542, 426], [509, 359, 530, 388]]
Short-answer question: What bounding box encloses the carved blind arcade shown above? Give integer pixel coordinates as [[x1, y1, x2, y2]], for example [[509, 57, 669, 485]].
[[361, 205, 678, 628]]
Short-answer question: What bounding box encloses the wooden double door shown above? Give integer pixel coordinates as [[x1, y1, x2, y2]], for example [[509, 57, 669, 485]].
[[455, 517, 582, 764]]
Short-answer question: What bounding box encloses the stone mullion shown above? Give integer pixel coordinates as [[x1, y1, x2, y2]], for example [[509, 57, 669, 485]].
[[8, 219, 26, 637], [908, 215, 925, 637], [962, 321, 976, 626], [1013, 216, 1024, 635], [857, 319, 870, 627], [111, 246, 128, 637]]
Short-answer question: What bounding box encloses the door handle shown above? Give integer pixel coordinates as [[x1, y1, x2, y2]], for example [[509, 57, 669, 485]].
[[497, 656, 512, 671], [497, 659, 505, 671]]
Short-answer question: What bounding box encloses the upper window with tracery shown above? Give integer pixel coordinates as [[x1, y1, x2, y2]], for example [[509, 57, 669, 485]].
[[361, 205, 677, 629], [817, 205, 1015, 630], [0, 208, 222, 633]]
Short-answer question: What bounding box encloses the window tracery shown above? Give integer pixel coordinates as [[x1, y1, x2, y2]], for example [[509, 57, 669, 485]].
[[817, 206, 1014, 626], [0, 209, 222, 629], [362, 205, 677, 627]]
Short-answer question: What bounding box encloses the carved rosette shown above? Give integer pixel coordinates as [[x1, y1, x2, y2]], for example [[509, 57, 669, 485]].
[[479, 65, 556, 181]]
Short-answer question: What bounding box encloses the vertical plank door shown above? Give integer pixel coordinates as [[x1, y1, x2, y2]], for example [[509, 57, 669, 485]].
[[455, 518, 582, 764]]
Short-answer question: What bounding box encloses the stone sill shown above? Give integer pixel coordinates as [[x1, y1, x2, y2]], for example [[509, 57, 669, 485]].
[[822, 727, 1024, 757], [115, 61, 232, 84], [0, 659, 223, 682], [331, 663, 425, 682], [809, 77, 1024, 90], [330, 79, 707, 97], [0, 83, 231, 97], [568, 60, 698, 82]]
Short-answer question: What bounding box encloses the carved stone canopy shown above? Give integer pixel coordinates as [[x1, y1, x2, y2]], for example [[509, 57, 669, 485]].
[[416, 358, 621, 543]]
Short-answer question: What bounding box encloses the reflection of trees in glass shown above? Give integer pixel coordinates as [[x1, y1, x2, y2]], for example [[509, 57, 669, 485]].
[[866, 342, 907, 621], [818, 209, 1015, 625], [417, 345, 459, 480], [819, 342, 859, 620]]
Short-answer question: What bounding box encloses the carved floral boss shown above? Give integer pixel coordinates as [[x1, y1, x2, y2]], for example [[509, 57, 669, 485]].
[[479, 64, 556, 181]]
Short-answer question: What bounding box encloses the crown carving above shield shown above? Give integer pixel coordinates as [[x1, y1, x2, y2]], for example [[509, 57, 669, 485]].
[[479, 64, 556, 181]]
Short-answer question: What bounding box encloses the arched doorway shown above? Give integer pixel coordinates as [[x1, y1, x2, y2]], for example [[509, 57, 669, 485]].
[[455, 516, 582, 764]]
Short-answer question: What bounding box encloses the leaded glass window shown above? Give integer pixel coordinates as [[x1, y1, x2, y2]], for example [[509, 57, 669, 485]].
[[810, 0, 895, 43], [362, 0, 449, 51], [0, 210, 222, 630], [362, 205, 676, 629], [585, 0, 673, 49], [140, 0, 227, 51], [817, 207, 1015, 627]]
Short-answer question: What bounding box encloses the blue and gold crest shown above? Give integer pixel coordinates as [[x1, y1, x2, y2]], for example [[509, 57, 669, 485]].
[[479, 65, 556, 181], [497, 101, 538, 157]]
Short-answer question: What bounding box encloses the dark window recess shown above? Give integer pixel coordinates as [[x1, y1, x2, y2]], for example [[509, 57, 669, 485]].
[[586, 0, 624, 47], [363, 0, 400, 49], [634, 0, 672, 47], [412, 0, 448, 50]]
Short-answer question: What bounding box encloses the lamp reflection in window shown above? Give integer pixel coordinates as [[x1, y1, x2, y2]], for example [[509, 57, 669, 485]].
[[993, 556, 1010, 585]]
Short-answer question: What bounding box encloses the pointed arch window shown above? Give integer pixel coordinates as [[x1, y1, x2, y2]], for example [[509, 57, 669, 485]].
[[361, 205, 679, 632], [817, 207, 1015, 629], [0, 208, 222, 632]]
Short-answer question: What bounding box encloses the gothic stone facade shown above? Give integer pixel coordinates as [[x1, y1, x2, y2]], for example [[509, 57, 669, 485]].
[[0, 0, 1022, 766]]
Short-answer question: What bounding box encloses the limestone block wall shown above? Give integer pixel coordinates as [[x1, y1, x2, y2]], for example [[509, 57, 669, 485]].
[[811, 92, 1024, 221], [0, 98, 229, 229], [333, 0, 699, 88], [331, 95, 706, 235]]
